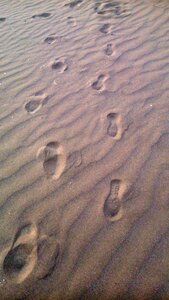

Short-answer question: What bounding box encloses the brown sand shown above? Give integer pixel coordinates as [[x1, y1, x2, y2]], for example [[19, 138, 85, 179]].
[[0, 0, 169, 299]]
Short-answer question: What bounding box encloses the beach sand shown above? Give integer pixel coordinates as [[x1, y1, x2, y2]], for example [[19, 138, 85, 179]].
[[0, 0, 169, 299]]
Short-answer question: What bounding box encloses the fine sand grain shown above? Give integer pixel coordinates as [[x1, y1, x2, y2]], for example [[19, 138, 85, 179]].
[[0, 0, 169, 299]]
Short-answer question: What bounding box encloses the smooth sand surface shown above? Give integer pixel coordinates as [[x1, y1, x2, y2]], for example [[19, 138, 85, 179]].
[[0, 0, 169, 299]]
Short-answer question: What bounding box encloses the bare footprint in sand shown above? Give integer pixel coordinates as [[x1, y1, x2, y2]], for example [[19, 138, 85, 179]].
[[37, 141, 66, 180], [3, 224, 38, 284], [65, 0, 83, 8], [32, 13, 51, 19], [0, 18, 6, 22], [105, 43, 113, 56], [104, 180, 123, 221], [100, 23, 112, 34], [107, 113, 122, 139], [24, 93, 49, 114], [51, 59, 68, 73], [92, 74, 106, 91]]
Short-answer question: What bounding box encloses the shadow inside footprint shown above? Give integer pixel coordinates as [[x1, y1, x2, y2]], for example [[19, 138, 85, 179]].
[[100, 23, 111, 34], [3, 244, 33, 277], [43, 155, 58, 177], [44, 36, 56, 44], [92, 74, 105, 91], [25, 100, 41, 113], [107, 113, 118, 138], [104, 197, 121, 218], [104, 180, 122, 220], [46, 141, 59, 148], [32, 13, 51, 19], [2, 223, 38, 284], [0, 17, 6, 22], [51, 60, 68, 72]]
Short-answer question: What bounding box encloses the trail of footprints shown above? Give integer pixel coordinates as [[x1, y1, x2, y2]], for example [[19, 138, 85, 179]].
[[1, 1, 127, 290]]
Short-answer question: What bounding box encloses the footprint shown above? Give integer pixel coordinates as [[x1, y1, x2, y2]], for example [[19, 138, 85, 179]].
[[24, 93, 49, 114], [2, 221, 61, 285], [67, 16, 76, 26], [99, 23, 111, 34], [107, 113, 118, 138], [107, 113, 122, 139], [25, 99, 42, 113], [95, 2, 113, 15], [51, 59, 68, 73], [91, 74, 106, 91], [3, 224, 38, 284], [37, 141, 66, 180], [65, 0, 83, 8], [103, 180, 122, 221], [44, 36, 56, 44], [105, 43, 113, 56], [95, 2, 126, 17], [32, 13, 51, 19], [0, 18, 6, 22]]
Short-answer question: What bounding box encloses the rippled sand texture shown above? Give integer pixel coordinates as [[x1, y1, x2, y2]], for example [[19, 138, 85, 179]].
[[0, 0, 169, 299]]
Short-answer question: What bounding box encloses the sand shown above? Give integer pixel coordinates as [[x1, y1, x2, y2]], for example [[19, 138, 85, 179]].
[[0, 0, 169, 299]]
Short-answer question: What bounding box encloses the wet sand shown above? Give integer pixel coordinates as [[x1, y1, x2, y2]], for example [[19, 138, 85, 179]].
[[0, 0, 169, 299]]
